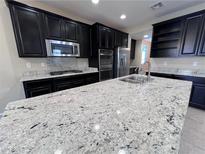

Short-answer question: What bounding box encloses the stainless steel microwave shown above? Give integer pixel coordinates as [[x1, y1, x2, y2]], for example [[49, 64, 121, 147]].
[[45, 39, 80, 57]]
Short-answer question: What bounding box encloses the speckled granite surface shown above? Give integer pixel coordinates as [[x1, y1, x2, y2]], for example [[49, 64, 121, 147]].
[[20, 69, 98, 82], [0, 75, 192, 154]]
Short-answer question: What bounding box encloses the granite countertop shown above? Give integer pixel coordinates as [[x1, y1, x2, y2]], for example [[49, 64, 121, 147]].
[[20, 69, 99, 82], [0, 75, 192, 154]]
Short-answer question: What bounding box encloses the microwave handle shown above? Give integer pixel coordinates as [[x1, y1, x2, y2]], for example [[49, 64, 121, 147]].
[[73, 45, 75, 54]]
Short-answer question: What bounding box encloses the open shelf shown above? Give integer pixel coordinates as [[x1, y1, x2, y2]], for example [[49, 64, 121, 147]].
[[153, 38, 179, 43]]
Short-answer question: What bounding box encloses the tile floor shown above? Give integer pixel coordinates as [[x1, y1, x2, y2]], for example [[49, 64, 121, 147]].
[[179, 107, 205, 154]]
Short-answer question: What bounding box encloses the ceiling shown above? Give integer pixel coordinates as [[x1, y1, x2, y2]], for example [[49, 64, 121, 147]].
[[37, 0, 204, 30]]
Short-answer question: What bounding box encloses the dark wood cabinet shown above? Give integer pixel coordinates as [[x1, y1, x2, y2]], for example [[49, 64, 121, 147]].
[[77, 24, 91, 58], [64, 20, 77, 41], [198, 16, 205, 56], [45, 15, 77, 41], [9, 4, 46, 57], [130, 39, 136, 59], [151, 18, 184, 57], [98, 25, 114, 49], [151, 10, 205, 58], [23, 79, 53, 98], [115, 31, 128, 48], [53, 76, 85, 92], [45, 14, 63, 39], [190, 83, 205, 109], [180, 14, 203, 56], [23, 72, 99, 98]]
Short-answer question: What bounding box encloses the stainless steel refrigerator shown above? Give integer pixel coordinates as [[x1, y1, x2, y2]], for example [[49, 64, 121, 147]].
[[114, 47, 130, 78]]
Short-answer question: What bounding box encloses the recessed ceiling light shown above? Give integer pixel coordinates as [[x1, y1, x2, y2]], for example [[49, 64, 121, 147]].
[[144, 34, 149, 38], [120, 14, 126, 20], [91, 0, 99, 4]]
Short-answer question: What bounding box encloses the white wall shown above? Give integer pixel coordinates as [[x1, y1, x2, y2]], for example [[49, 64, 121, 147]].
[[0, 0, 94, 113]]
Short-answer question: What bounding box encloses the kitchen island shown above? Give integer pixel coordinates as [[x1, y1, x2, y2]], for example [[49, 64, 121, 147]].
[[0, 75, 192, 154]]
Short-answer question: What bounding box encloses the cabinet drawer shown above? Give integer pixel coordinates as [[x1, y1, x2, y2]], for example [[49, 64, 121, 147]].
[[26, 86, 52, 98], [54, 79, 85, 91]]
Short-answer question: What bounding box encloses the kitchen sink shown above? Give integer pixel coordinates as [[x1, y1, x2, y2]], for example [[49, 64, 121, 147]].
[[49, 70, 83, 76], [119, 75, 153, 84]]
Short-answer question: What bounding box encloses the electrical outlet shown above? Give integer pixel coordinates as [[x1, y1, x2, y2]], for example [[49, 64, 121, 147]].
[[41, 63, 46, 67], [163, 61, 167, 66], [26, 63, 31, 69], [193, 62, 198, 67]]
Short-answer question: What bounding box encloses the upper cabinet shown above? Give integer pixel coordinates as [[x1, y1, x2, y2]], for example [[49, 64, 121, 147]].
[[180, 14, 204, 56], [44, 14, 77, 41], [151, 10, 205, 58], [45, 14, 63, 39], [77, 23, 91, 58], [8, 4, 46, 57], [98, 25, 115, 49], [115, 30, 128, 48], [198, 16, 205, 56], [151, 18, 184, 57], [64, 20, 77, 41]]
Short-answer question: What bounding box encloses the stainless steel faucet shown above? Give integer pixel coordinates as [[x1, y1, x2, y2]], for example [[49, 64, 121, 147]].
[[138, 61, 151, 81]]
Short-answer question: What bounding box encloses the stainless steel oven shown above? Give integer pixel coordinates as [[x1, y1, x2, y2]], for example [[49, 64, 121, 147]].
[[99, 49, 113, 81], [45, 39, 80, 57]]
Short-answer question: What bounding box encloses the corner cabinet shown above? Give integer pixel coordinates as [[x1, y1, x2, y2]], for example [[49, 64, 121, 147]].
[[8, 4, 46, 57]]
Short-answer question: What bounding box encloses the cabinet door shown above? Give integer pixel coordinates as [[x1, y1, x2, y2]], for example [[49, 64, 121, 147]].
[[65, 20, 77, 41], [99, 26, 107, 48], [77, 24, 91, 58], [86, 73, 99, 84], [23, 79, 53, 98], [45, 14, 63, 39], [198, 15, 205, 55], [180, 14, 203, 55], [99, 26, 114, 49], [190, 83, 205, 109], [9, 5, 46, 57], [122, 33, 128, 48], [107, 28, 115, 49], [114, 31, 122, 47], [130, 39, 136, 59], [27, 86, 52, 98]]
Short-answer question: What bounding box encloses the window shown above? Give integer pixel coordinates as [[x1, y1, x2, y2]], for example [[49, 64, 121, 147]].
[[141, 44, 148, 64]]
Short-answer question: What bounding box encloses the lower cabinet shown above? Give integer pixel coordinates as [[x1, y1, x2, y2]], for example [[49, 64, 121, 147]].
[[23, 79, 53, 98], [190, 83, 205, 109], [23, 72, 99, 98], [53, 77, 85, 92]]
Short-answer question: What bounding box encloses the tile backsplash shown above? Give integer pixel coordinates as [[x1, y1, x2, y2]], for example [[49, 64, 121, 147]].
[[22, 58, 91, 78], [151, 57, 205, 75]]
